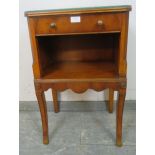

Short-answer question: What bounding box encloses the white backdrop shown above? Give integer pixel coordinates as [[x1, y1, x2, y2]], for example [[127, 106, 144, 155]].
[[19, 0, 136, 101]]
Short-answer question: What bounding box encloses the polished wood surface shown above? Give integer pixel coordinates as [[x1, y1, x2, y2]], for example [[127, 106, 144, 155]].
[[43, 62, 117, 79], [34, 13, 121, 35], [25, 5, 131, 17], [116, 88, 126, 146], [34, 83, 49, 144], [37, 33, 118, 62], [108, 88, 114, 113], [26, 6, 131, 146], [51, 89, 59, 113]]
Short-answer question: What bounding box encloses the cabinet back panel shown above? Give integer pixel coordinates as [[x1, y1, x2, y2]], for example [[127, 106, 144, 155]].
[[36, 33, 120, 69]]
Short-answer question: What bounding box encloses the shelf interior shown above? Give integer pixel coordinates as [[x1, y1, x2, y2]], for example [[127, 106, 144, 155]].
[[36, 33, 120, 79], [43, 61, 117, 79]]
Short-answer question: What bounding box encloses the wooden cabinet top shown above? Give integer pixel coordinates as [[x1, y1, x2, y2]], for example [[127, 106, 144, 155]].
[[25, 5, 131, 17]]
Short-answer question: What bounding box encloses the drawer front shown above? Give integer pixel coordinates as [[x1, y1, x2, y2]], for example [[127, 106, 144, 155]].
[[35, 13, 122, 35]]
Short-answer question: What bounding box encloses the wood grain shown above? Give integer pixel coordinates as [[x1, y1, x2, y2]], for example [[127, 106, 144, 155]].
[[34, 83, 49, 144], [34, 13, 122, 35], [116, 88, 126, 146], [43, 61, 117, 79], [52, 89, 59, 113], [108, 88, 114, 113], [26, 6, 131, 146], [25, 5, 131, 17]]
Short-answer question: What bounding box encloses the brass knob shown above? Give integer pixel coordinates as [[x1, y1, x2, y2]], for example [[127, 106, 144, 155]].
[[97, 20, 103, 26], [50, 22, 56, 28]]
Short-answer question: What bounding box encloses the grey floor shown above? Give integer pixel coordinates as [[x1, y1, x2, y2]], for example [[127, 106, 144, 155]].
[[19, 101, 136, 155]]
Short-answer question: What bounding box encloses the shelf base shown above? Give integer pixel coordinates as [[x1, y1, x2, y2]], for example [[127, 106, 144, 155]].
[[42, 61, 118, 80]]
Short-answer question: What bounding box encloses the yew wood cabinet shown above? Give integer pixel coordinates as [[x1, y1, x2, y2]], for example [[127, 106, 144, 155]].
[[25, 5, 131, 146]]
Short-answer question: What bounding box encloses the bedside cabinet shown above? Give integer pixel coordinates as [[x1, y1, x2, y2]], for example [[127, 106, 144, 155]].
[[25, 5, 131, 146]]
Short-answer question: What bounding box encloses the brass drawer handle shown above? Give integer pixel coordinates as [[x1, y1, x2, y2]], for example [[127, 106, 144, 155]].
[[50, 22, 56, 28], [97, 20, 103, 26]]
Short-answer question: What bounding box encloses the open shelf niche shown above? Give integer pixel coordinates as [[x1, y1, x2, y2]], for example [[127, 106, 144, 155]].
[[36, 33, 120, 79]]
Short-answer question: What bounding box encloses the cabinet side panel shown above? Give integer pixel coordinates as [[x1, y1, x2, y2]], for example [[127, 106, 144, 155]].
[[118, 12, 129, 77], [27, 17, 42, 78]]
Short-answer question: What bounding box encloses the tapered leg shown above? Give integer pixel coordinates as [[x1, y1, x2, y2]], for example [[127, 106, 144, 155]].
[[116, 88, 126, 146], [52, 89, 59, 113], [108, 88, 114, 113], [36, 90, 49, 144]]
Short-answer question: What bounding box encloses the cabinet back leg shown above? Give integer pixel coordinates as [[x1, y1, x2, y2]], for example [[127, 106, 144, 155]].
[[108, 88, 114, 113], [35, 91, 49, 144], [52, 89, 59, 113], [116, 88, 126, 146]]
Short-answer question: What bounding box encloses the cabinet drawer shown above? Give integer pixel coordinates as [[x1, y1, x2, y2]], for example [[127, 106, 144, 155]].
[[35, 13, 122, 35]]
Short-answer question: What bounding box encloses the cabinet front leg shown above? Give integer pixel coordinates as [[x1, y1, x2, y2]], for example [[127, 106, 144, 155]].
[[116, 88, 126, 146], [52, 89, 59, 113], [35, 90, 49, 144], [108, 88, 114, 113]]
